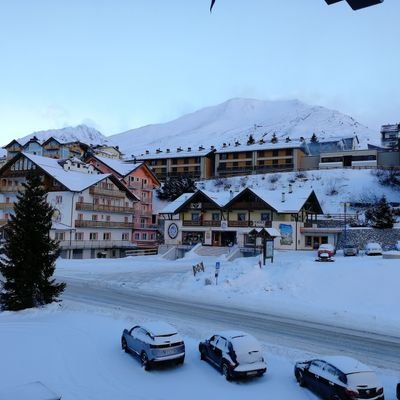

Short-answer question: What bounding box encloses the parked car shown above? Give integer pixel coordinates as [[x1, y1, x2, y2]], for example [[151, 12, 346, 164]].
[[364, 242, 383, 256], [294, 356, 384, 400], [121, 321, 185, 370], [198, 330, 267, 380], [397, 382, 400, 399], [343, 243, 359, 256], [317, 243, 336, 259]]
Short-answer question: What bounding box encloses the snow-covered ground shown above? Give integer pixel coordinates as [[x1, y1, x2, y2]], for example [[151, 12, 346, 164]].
[[1, 250, 399, 400]]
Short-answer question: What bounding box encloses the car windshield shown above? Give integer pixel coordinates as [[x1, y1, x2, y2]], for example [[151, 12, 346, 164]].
[[346, 372, 380, 388]]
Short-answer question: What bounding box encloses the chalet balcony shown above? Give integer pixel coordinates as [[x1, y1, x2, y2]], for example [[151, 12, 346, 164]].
[[75, 220, 135, 228], [128, 183, 155, 191], [0, 185, 25, 192], [89, 187, 126, 198], [0, 202, 15, 209], [182, 219, 221, 227], [58, 239, 135, 250], [76, 202, 135, 213], [134, 223, 159, 230], [228, 220, 251, 227]]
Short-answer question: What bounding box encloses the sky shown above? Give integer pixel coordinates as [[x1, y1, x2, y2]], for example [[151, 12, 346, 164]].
[[0, 0, 399, 146]]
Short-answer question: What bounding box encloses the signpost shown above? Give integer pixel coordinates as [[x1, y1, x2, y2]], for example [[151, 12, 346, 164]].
[[215, 261, 220, 285]]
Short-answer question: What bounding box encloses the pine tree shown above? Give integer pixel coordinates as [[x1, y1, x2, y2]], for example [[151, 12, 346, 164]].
[[156, 175, 197, 201], [365, 196, 395, 229], [0, 171, 65, 310]]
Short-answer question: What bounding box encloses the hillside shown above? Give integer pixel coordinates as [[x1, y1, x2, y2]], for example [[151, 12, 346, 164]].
[[110, 98, 379, 156]]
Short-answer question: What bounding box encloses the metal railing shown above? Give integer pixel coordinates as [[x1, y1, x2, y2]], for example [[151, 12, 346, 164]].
[[58, 240, 135, 249], [89, 187, 126, 198]]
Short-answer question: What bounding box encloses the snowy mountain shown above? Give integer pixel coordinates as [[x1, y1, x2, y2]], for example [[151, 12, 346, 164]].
[[110, 98, 378, 157], [18, 124, 109, 146]]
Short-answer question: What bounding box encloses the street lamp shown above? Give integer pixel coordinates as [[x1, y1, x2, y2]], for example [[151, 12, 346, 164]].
[[340, 202, 350, 244]]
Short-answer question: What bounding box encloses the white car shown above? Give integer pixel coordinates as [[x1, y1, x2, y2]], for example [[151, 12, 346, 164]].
[[364, 242, 383, 256]]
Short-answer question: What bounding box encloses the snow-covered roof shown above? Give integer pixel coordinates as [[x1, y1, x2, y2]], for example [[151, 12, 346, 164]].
[[160, 187, 320, 214], [250, 187, 318, 213], [321, 356, 372, 374], [216, 140, 305, 154], [93, 155, 142, 176], [159, 193, 196, 214], [141, 321, 178, 337], [22, 153, 110, 192], [133, 148, 214, 160]]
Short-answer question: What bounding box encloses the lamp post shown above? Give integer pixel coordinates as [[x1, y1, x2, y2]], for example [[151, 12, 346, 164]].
[[340, 202, 350, 244]]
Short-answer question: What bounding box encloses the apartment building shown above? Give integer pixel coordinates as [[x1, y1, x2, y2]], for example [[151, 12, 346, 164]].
[[85, 154, 161, 249], [380, 124, 400, 149], [215, 141, 307, 177], [0, 152, 139, 259], [132, 146, 216, 182]]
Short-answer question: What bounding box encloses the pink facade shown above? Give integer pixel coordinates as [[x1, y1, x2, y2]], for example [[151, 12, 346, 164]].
[[86, 156, 161, 248]]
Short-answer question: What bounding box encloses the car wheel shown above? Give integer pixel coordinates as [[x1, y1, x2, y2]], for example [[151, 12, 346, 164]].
[[296, 370, 306, 387], [121, 338, 128, 353], [222, 362, 232, 381], [141, 352, 151, 371]]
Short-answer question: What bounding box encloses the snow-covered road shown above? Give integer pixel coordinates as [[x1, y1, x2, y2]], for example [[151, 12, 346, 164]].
[[63, 279, 400, 371]]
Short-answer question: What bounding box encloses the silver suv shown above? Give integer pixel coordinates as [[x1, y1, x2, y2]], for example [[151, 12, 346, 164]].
[[121, 321, 185, 370]]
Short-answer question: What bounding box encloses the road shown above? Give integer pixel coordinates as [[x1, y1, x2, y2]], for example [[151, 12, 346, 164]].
[[62, 279, 400, 372]]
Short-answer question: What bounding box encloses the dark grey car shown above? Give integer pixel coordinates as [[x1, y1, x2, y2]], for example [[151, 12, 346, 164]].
[[121, 321, 185, 370]]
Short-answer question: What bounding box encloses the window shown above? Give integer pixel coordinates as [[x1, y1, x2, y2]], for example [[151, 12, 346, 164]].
[[106, 215, 111, 222], [55, 232, 65, 240], [212, 212, 220, 221], [55, 195, 62, 204], [75, 232, 84, 241], [135, 233, 140, 240], [103, 232, 111, 240], [151, 214, 157, 224], [122, 233, 129, 241], [220, 153, 227, 160], [78, 196, 84, 203], [191, 212, 200, 221], [92, 215, 98, 221], [237, 212, 246, 221], [142, 233, 147, 240], [260, 212, 270, 221], [89, 232, 98, 240], [272, 150, 279, 157], [151, 233, 156, 240], [78, 213, 83, 221]]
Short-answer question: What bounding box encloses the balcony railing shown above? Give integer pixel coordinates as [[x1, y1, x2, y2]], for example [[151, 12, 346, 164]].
[[76, 202, 134, 213], [58, 239, 135, 250], [75, 220, 135, 228], [134, 223, 159, 230], [89, 187, 126, 198], [0, 202, 14, 209], [181, 220, 271, 228]]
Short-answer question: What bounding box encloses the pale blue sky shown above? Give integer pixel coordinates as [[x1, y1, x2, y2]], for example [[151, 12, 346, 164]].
[[0, 0, 399, 144]]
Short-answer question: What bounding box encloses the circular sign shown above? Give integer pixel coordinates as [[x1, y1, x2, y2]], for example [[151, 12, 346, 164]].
[[167, 223, 179, 239]]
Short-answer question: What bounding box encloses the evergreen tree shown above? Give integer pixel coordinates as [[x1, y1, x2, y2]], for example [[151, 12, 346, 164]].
[[365, 196, 395, 229], [156, 175, 197, 201], [0, 171, 65, 310]]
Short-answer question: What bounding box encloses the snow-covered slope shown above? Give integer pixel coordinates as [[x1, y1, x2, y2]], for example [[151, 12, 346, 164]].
[[110, 98, 378, 156], [18, 124, 109, 146]]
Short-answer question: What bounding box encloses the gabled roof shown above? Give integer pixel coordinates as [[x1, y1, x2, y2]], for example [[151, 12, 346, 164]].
[[250, 187, 323, 214], [88, 154, 161, 186], [1, 153, 138, 200], [160, 187, 323, 215], [2, 139, 22, 149]]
